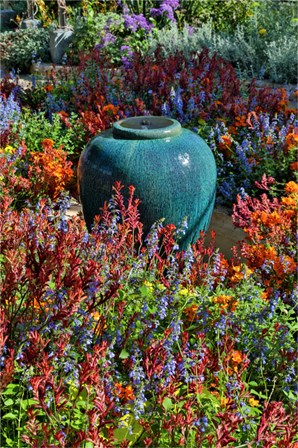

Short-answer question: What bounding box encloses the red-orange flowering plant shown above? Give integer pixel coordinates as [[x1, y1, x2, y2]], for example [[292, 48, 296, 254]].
[[233, 176, 297, 299], [29, 138, 74, 199]]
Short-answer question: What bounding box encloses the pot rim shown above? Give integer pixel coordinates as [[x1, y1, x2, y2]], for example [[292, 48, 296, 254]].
[[112, 116, 182, 140]]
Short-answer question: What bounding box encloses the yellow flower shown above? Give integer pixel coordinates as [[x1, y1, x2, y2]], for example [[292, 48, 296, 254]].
[[144, 280, 153, 291], [249, 397, 260, 407], [92, 311, 101, 320], [179, 287, 190, 296], [259, 28, 267, 35], [2, 145, 15, 155], [156, 283, 166, 291]]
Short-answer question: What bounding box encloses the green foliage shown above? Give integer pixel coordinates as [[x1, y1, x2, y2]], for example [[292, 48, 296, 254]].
[[68, 11, 123, 57], [0, 27, 50, 73], [265, 35, 298, 83], [10, 109, 86, 162], [178, 0, 257, 31], [148, 0, 298, 83]]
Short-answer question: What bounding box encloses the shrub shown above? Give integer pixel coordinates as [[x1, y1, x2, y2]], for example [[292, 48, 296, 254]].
[[10, 108, 87, 163], [0, 27, 50, 73], [178, 0, 256, 31], [265, 35, 298, 84], [0, 140, 73, 207], [67, 12, 124, 62], [232, 177, 298, 303], [147, 1, 298, 83]]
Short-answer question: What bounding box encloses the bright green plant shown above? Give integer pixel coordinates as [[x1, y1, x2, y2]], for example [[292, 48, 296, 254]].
[[178, 0, 257, 31], [10, 109, 86, 162]]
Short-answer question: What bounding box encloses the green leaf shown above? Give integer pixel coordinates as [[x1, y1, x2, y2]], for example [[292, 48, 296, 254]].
[[2, 383, 19, 395], [250, 389, 267, 399], [248, 381, 258, 387], [119, 349, 130, 359], [20, 399, 39, 410], [2, 436, 14, 446], [162, 397, 173, 411], [4, 398, 14, 406], [139, 285, 152, 297], [2, 412, 18, 420]]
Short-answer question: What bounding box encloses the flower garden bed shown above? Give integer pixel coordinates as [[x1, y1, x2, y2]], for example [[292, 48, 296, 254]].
[[0, 1, 298, 447]]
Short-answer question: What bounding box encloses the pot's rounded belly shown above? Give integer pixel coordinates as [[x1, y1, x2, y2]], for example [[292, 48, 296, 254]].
[[78, 128, 216, 248]]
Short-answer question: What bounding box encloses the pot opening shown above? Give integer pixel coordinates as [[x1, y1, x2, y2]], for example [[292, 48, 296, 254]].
[[112, 116, 182, 140], [120, 117, 174, 130]]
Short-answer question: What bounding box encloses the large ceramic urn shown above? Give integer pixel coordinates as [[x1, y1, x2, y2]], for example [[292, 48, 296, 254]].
[[78, 116, 216, 248]]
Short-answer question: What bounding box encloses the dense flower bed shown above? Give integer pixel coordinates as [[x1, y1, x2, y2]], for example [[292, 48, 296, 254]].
[[0, 21, 297, 447], [0, 173, 297, 446]]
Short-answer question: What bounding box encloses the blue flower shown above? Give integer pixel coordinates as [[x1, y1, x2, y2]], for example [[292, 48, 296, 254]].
[[0, 92, 21, 134]]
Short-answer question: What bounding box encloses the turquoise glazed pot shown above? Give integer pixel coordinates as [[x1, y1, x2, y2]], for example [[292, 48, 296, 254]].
[[78, 116, 216, 248]]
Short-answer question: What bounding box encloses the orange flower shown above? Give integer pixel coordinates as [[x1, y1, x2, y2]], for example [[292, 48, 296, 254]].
[[29, 143, 73, 199], [228, 125, 237, 135], [33, 297, 50, 313], [260, 210, 283, 227], [184, 304, 198, 322], [91, 311, 107, 335], [57, 110, 69, 118], [276, 88, 288, 111], [284, 132, 298, 151], [102, 104, 119, 115], [115, 383, 135, 402], [220, 135, 232, 147], [218, 135, 233, 159], [221, 396, 233, 409], [290, 161, 298, 171], [231, 350, 245, 364], [261, 291, 269, 301], [281, 196, 297, 208], [226, 350, 247, 373], [229, 264, 252, 284], [44, 84, 53, 92], [265, 136, 274, 145], [213, 295, 238, 312], [235, 115, 247, 127], [201, 77, 210, 86], [285, 181, 298, 194], [41, 138, 55, 147]]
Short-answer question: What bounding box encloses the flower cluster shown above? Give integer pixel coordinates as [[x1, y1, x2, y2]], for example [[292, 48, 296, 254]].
[[0, 140, 73, 207], [150, 0, 180, 23], [233, 177, 297, 301]]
